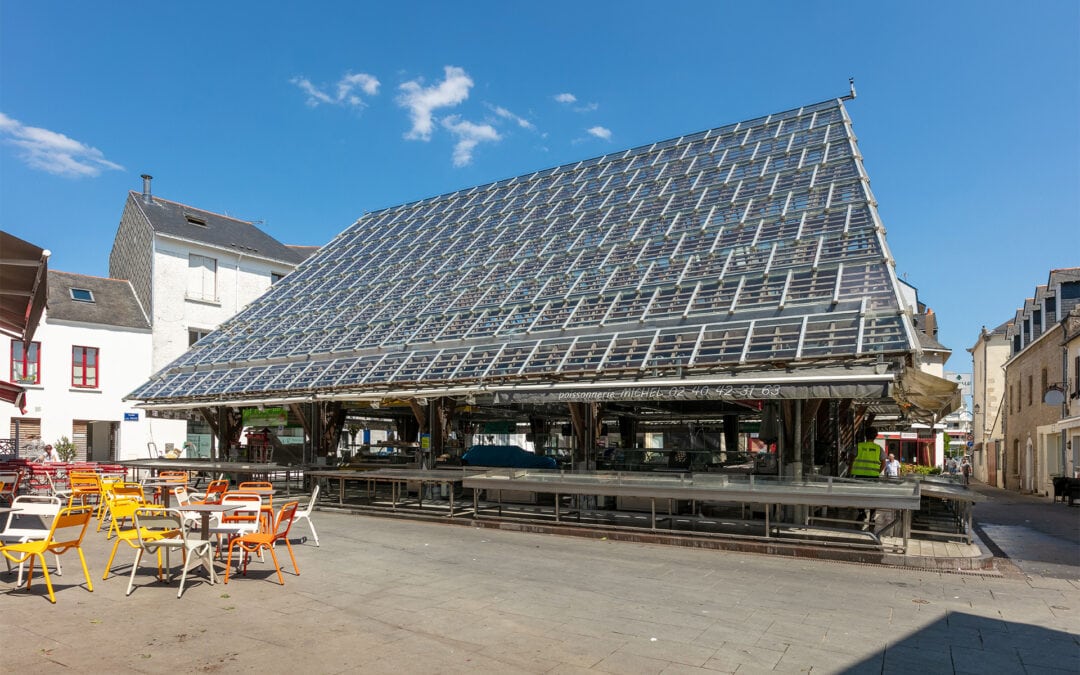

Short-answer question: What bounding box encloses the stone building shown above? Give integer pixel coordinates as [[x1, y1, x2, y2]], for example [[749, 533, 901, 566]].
[[1003, 268, 1080, 495], [968, 321, 1010, 486]]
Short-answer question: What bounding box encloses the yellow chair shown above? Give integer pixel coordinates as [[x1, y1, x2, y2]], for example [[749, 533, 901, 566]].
[[101, 504, 166, 581], [225, 501, 300, 585], [102, 484, 149, 539], [0, 505, 95, 604]]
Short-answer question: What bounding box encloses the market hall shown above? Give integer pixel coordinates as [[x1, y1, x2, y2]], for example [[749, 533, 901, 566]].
[[126, 92, 967, 556]]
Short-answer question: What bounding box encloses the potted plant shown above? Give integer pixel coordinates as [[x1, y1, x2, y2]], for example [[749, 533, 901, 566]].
[[53, 436, 78, 462]]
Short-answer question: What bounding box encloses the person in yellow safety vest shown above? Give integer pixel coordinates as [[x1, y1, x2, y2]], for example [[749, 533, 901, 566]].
[[851, 426, 885, 530], [851, 427, 885, 478]]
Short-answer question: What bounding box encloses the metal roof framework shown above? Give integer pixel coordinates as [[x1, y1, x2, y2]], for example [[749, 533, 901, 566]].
[[130, 97, 932, 414]]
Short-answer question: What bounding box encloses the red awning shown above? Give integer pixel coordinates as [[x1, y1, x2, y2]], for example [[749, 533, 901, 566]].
[[0, 230, 50, 344], [0, 379, 27, 414]]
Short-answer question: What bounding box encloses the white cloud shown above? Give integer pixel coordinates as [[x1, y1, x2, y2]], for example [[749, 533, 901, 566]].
[[489, 104, 534, 130], [442, 116, 501, 167], [555, 92, 598, 112], [587, 126, 612, 141], [0, 112, 123, 177], [291, 71, 380, 108], [398, 66, 473, 141]]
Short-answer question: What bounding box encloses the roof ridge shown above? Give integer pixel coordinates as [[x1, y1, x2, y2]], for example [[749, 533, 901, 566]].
[[129, 191, 255, 225]]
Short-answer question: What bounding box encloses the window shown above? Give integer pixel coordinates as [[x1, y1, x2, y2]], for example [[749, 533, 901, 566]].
[[10, 340, 40, 384], [185, 213, 208, 227], [187, 254, 217, 302], [1074, 356, 1079, 397], [72, 346, 99, 388], [189, 328, 211, 346], [1028, 374, 1033, 406], [270, 272, 285, 284], [1041, 368, 1048, 401], [70, 288, 95, 303]]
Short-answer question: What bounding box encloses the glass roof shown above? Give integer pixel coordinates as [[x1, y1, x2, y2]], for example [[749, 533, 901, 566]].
[[133, 98, 915, 403]]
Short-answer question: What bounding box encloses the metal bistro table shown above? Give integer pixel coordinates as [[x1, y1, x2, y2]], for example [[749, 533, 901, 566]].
[[463, 470, 922, 548], [180, 503, 241, 540], [307, 468, 486, 517], [117, 459, 296, 495], [140, 477, 188, 509]]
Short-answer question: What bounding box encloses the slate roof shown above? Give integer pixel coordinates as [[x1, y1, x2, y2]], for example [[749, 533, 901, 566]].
[[131, 97, 919, 405], [47, 271, 150, 330], [1005, 267, 1080, 349], [130, 193, 308, 266]]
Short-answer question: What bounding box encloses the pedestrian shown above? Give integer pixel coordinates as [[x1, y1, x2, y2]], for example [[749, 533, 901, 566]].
[[851, 427, 885, 479], [41, 443, 60, 462], [960, 456, 972, 485], [948, 456, 959, 475], [884, 453, 901, 479], [851, 427, 885, 529]]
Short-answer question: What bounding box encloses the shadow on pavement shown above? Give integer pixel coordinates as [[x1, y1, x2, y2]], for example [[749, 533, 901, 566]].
[[842, 612, 1079, 674]]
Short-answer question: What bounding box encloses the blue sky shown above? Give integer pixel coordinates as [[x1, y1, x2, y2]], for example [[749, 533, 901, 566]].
[[1, 1, 1077, 366]]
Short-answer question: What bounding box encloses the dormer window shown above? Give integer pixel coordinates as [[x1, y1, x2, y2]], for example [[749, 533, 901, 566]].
[[185, 214, 208, 227], [70, 288, 95, 303]]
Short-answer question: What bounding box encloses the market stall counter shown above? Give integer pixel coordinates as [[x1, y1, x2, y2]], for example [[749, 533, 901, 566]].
[[463, 469, 922, 551], [307, 467, 488, 517]]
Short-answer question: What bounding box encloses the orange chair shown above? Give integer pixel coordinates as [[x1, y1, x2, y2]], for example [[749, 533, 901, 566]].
[[0, 470, 22, 505], [66, 471, 103, 516], [0, 505, 95, 603], [237, 481, 274, 504], [191, 479, 229, 504], [225, 501, 300, 585]]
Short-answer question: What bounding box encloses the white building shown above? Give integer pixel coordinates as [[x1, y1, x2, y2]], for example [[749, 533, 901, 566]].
[[111, 176, 314, 374], [3, 176, 313, 461], [3, 271, 153, 460]]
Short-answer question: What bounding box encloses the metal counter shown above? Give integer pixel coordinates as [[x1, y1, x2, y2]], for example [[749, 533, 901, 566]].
[[463, 469, 921, 546], [116, 458, 296, 494], [307, 468, 486, 517]]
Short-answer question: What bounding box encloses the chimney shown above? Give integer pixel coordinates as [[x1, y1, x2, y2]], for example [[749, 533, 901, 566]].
[[140, 174, 153, 204]]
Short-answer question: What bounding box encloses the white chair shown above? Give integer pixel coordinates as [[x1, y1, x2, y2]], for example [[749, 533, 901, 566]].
[[208, 493, 263, 559], [127, 508, 216, 599], [292, 484, 320, 546], [1, 495, 64, 584], [46, 472, 72, 501], [170, 486, 202, 532]]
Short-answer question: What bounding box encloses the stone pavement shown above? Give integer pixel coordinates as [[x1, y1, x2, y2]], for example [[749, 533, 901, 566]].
[[3, 508, 1078, 674], [968, 480, 1080, 581]]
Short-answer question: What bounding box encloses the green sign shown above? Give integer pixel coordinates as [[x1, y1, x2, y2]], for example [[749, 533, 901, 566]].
[[242, 407, 287, 427]]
